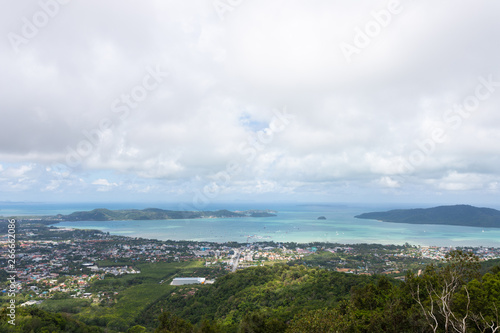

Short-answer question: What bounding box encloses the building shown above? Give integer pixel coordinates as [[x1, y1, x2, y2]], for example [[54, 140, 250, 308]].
[[20, 300, 43, 307], [170, 277, 206, 285]]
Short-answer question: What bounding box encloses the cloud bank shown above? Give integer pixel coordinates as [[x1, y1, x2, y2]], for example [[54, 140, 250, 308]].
[[1, 0, 500, 205]]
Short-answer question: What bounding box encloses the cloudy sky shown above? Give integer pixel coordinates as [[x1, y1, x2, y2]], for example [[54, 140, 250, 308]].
[[1, 0, 500, 207]]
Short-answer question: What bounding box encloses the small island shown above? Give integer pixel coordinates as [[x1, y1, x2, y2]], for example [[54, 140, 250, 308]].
[[317, 216, 327, 220], [355, 204, 500, 228]]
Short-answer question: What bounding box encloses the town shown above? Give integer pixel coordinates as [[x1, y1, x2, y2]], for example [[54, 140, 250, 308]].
[[2, 221, 500, 309]]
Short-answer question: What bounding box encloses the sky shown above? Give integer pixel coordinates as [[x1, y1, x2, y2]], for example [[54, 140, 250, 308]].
[[1, 0, 500, 208]]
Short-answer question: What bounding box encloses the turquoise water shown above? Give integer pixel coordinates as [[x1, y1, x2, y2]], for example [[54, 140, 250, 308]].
[[7, 202, 496, 247]]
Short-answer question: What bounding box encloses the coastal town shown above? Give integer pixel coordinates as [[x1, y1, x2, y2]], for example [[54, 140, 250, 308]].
[[2, 222, 500, 308]]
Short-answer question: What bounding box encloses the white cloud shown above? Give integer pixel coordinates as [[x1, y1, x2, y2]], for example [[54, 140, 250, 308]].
[[435, 172, 487, 191], [377, 176, 401, 188], [44, 180, 61, 192], [1, 1, 500, 203], [1, 164, 33, 179], [92, 178, 118, 192], [92, 179, 116, 187], [488, 182, 499, 192]]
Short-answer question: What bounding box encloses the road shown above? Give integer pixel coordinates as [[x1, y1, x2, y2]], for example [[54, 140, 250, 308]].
[[231, 249, 242, 272]]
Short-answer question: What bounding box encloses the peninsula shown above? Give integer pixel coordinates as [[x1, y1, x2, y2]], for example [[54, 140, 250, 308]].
[[3, 208, 277, 223], [355, 204, 500, 228]]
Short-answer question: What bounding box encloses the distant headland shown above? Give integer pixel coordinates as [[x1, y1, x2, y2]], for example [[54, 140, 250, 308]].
[[3, 208, 277, 223], [355, 204, 500, 228]]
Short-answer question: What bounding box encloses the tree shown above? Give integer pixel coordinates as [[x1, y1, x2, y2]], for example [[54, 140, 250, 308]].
[[57, 276, 68, 284], [128, 325, 147, 333], [238, 310, 286, 333], [455, 272, 500, 333], [286, 308, 342, 333], [198, 319, 220, 333], [156, 311, 194, 333], [407, 250, 480, 333]]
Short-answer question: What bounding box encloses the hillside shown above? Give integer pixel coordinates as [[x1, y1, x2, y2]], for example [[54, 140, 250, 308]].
[[136, 258, 500, 332], [355, 204, 500, 228], [59, 208, 246, 221], [3, 208, 277, 222], [136, 263, 378, 331]]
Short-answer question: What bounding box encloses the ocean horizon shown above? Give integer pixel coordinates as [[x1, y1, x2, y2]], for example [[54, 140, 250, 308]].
[[3, 202, 500, 247]]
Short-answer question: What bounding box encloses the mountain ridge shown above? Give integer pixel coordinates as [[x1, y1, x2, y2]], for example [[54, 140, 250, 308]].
[[354, 204, 500, 228], [1, 208, 277, 222]]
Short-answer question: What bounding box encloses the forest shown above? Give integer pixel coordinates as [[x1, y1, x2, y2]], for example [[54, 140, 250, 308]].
[[1, 208, 276, 223], [355, 205, 500, 228], [1, 250, 499, 332]]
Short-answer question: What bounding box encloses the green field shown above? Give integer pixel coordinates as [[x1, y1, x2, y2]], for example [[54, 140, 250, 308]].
[[39, 298, 91, 314], [61, 260, 208, 331]]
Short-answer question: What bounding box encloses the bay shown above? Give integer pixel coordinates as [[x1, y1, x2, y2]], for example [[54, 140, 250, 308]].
[[24, 202, 500, 247]]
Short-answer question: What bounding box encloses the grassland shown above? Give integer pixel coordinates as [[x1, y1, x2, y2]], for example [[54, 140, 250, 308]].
[[44, 260, 213, 331]]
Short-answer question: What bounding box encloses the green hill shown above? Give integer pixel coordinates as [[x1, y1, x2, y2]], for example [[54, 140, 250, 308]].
[[0, 307, 101, 332], [57, 208, 247, 221], [4, 254, 500, 332], [355, 204, 500, 228], [136, 263, 378, 331], [136, 257, 500, 332], [5, 208, 278, 222]]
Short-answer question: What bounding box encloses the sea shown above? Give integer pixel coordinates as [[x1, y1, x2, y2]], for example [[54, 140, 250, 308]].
[[2, 202, 500, 247]]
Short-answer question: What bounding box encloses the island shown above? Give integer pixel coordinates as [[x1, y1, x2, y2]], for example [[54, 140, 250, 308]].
[[355, 204, 500, 228], [2, 208, 277, 223], [235, 209, 277, 218], [317, 216, 327, 220]]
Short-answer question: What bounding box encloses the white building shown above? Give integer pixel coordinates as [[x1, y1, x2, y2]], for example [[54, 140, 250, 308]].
[[20, 300, 43, 307], [171, 277, 206, 285]]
